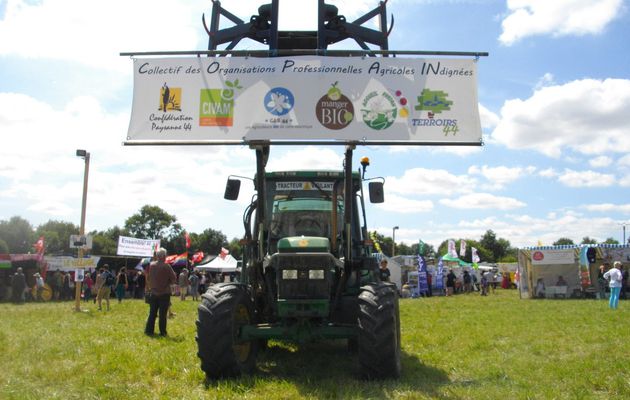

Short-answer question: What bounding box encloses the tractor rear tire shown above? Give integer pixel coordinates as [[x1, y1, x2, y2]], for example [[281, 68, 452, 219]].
[[196, 283, 258, 379], [357, 282, 402, 379]]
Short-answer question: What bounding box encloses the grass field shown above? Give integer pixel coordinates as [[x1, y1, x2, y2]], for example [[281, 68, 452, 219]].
[[1, 290, 628, 399]]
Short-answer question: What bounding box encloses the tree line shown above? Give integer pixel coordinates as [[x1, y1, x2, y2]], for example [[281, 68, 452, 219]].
[[371, 230, 621, 264], [0, 205, 241, 259], [0, 205, 621, 263]]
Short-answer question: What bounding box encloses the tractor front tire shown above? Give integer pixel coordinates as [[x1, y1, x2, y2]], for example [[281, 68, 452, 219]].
[[357, 282, 402, 379], [196, 283, 258, 379]]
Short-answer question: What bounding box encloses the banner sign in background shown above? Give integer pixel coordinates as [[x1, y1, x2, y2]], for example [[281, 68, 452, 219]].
[[530, 249, 575, 265], [127, 56, 482, 144], [435, 257, 444, 290], [45, 256, 100, 271], [116, 236, 160, 257]]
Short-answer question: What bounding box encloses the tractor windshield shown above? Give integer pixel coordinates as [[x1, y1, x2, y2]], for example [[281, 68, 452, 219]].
[[269, 197, 343, 239]]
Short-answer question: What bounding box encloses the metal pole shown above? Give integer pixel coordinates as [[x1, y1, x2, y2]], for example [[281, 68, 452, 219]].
[[392, 226, 399, 257], [75, 151, 90, 312]]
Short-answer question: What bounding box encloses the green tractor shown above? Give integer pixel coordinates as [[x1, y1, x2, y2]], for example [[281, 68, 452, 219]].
[[196, 145, 401, 379]]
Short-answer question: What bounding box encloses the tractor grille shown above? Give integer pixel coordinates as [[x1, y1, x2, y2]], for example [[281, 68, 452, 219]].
[[272, 253, 334, 300]]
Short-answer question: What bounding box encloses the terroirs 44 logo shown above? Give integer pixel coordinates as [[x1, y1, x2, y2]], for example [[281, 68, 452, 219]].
[[412, 89, 459, 136]]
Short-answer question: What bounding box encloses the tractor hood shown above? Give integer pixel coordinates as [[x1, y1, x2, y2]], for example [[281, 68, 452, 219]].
[[277, 236, 330, 253]]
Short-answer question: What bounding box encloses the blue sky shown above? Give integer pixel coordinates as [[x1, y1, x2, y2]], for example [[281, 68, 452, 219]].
[[1, 0, 629, 251]]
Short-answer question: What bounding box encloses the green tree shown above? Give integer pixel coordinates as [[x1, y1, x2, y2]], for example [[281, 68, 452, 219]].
[[581, 237, 598, 245], [553, 237, 575, 246], [410, 241, 436, 258], [601, 237, 619, 245], [36, 220, 80, 256], [124, 205, 179, 240], [195, 228, 228, 255], [480, 230, 513, 262], [0, 216, 34, 253], [90, 226, 128, 256], [0, 239, 8, 253], [228, 237, 243, 260]]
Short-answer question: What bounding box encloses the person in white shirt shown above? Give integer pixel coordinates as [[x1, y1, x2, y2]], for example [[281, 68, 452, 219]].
[[603, 261, 623, 310]]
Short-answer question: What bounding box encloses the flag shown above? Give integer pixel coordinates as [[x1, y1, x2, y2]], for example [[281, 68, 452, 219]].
[[184, 232, 191, 249], [472, 247, 480, 263], [435, 257, 444, 290], [459, 240, 467, 257], [166, 252, 188, 267], [33, 236, 45, 255], [416, 254, 429, 296], [219, 247, 229, 260], [448, 240, 458, 258], [191, 251, 204, 264]]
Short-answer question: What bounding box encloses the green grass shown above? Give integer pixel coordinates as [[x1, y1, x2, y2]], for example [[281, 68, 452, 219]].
[[1, 291, 628, 399]]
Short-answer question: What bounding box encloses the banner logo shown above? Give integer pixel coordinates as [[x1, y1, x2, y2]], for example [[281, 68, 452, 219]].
[[412, 88, 459, 136], [159, 83, 181, 112], [264, 87, 294, 116], [199, 79, 242, 126], [361, 91, 397, 130], [415, 89, 453, 114], [316, 82, 354, 130]]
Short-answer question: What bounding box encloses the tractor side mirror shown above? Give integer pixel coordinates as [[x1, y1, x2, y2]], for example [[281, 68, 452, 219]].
[[368, 182, 384, 203], [224, 178, 241, 200]]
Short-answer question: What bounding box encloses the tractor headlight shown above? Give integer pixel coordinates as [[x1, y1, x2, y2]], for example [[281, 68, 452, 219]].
[[309, 269, 325, 280], [282, 269, 298, 279]]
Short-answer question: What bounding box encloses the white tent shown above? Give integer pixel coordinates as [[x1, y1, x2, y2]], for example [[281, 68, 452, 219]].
[[195, 254, 238, 273]]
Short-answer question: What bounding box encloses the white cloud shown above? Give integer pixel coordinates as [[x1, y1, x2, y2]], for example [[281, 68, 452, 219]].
[[491, 79, 630, 158], [376, 194, 433, 213], [439, 193, 526, 210], [588, 155, 612, 168], [557, 169, 615, 188], [387, 167, 476, 196], [478, 103, 500, 129], [538, 168, 558, 178], [468, 164, 536, 189], [499, 0, 624, 45], [583, 203, 630, 214], [0, 0, 205, 71], [265, 147, 344, 171]]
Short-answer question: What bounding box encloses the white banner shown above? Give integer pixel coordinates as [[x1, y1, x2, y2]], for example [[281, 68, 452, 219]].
[[531, 249, 575, 265], [45, 256, 100, 271], [127, 56, 482, 144], [116, 236, 160, 257]]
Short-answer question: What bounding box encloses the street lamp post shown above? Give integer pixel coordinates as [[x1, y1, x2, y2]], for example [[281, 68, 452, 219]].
[[392, 226, 399, 257], [619, 222, 629, 244], [75, 149, 90, 312]]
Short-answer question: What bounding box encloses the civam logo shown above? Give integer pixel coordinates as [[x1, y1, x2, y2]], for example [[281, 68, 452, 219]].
[[412, 88, 459, 136], [315, 82, 354, 130], [199, 79, 242, 126], [159, 83, 181, 112]]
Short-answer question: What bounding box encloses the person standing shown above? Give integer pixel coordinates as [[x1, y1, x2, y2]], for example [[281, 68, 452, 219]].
[[135, 270, 146, 299], [446, 270, 456, 296], [597, 265, 607, 300], [145, 248, 176, 337], [178, 269, 189, 301], [379, 259, 391, 282], [95, 266, 112, 311], [189, 271, 200, 301], [462, 270, 472, 294], [115, 267, 128, 303], [34, 272, 44, 301], [603, 261, 623, 310], [10, 267, 26, 304], [83, 272, 93, 302]]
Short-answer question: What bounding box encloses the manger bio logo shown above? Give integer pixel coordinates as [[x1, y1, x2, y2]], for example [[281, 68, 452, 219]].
[[315, 82, 354, 130]]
